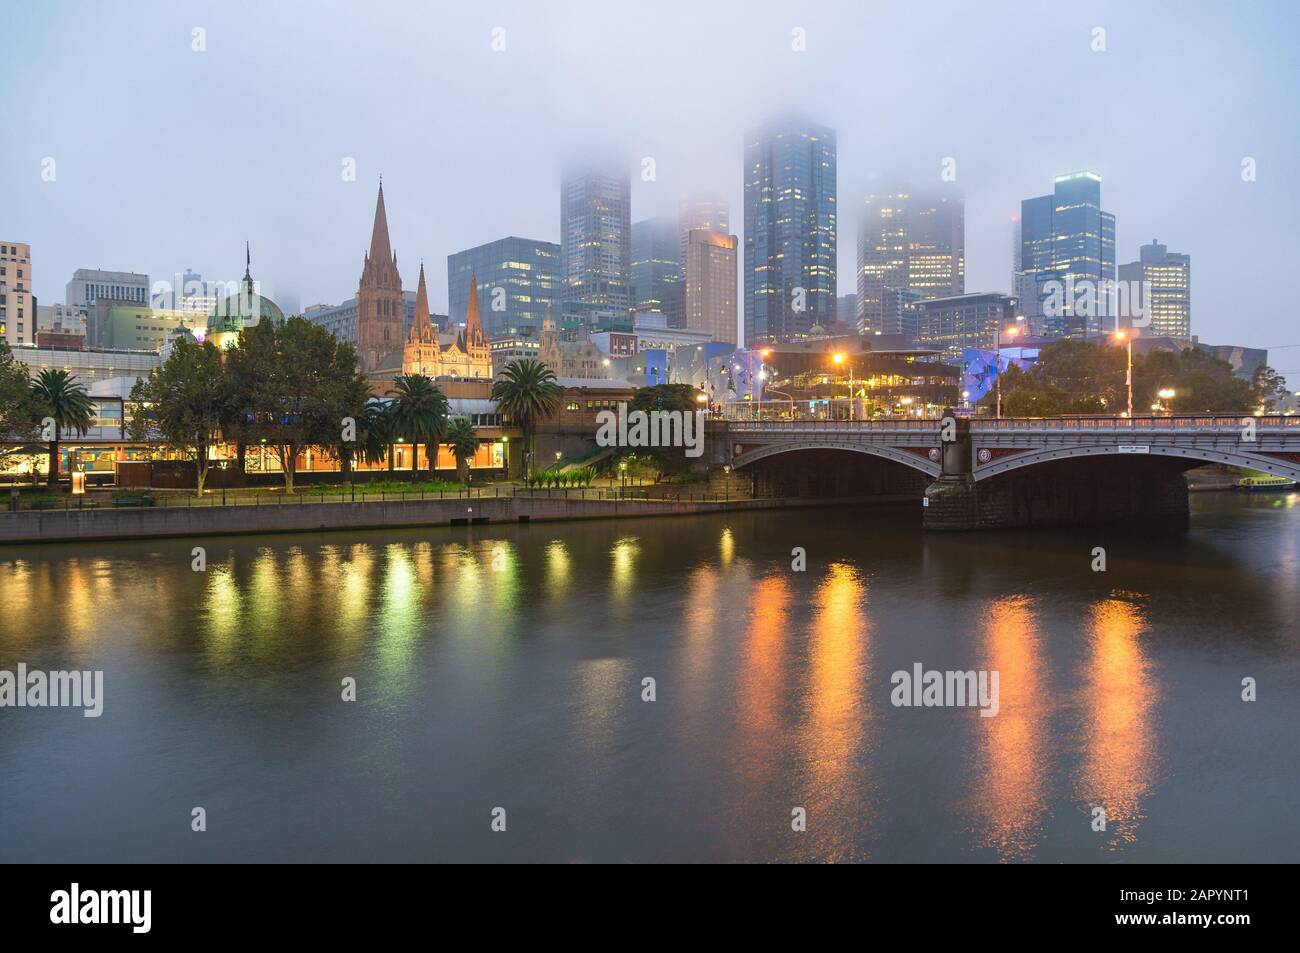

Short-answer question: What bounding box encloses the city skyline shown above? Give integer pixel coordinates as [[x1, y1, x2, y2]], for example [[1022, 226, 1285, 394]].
[[2, 1, 1298, 356]]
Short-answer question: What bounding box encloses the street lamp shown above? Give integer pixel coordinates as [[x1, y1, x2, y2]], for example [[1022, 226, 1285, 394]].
[[1113, 329, 1134, 418], [995, 324, 1020, 419], [832, 352, 855, 420], [1156, 387, 1176, 416]]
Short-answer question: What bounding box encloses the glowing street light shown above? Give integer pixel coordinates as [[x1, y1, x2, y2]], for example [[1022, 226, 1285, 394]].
[[1113, 329, 1134, 418], [831, 352, 855, 419]]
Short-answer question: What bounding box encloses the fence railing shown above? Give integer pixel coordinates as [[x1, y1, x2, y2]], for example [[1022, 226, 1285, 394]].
[[726, 414, 1300, 433], [2, 482, 771, 514]]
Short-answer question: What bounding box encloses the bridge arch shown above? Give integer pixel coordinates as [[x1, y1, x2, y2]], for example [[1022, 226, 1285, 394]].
[[731, 441, 941, 478], [974, 444, 1300, 482]]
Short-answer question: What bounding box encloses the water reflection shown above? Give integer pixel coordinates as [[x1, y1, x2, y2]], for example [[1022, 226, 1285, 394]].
[[1077, 594, 1158, 848], [800, 563, 873, 861], [969, 595, 1047, 861], [734, 574, 791, 808], [1, 497, 1295, 862]]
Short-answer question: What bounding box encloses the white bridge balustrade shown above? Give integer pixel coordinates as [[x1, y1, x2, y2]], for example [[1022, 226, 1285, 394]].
[[723, 415, 1300, 484]]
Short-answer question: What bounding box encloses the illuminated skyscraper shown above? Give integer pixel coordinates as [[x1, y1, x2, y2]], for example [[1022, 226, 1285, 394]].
[[856, 188, 964, 343], [678, 197, 729, 266], [1119, 239, 1190, 338], [683, 229, 738, 345], [1020, 171, 1116, 338], [448, 237, 560, 337], [743, 115, 836, 343], [561, 162, 631, 321]]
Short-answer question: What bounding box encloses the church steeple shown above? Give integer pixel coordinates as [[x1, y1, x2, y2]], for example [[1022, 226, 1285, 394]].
[[242, 241, 253, 294], [356, 179, 403, 374], [461, 270, 486, 349], [410, 261, 432, 342], [368, 181, 393, 264]]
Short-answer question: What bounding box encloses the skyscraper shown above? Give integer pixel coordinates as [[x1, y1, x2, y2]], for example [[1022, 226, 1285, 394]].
[[1019, 171, 1116, 338], [631, 216, 683, 325], [560, 162, 631, 322], [856, 187, 964, 342], [1119, 239, 1191, 338], [678, 197, 730, 267], [0, 241, 33, 347], [448, 237, 560, 338], [356, 181, 404, 373], [683, 229, 738, 345], [743, 115, 836, 343]]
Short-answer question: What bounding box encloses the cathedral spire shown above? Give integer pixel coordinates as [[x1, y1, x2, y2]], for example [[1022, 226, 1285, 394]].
[[242, 241, 254, 294], [368, 180, 392, 264], [411, 261, 432, 341], [463, 270, 485, 348]]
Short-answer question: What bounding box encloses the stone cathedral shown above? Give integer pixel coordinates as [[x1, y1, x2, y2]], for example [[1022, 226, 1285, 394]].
[[356, 182, 491, 388]]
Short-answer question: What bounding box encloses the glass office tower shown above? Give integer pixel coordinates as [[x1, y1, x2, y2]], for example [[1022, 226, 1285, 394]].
[[743, 115, 837, 343], [448, 237, 560, 337], [1018, 171, 1115, 338]]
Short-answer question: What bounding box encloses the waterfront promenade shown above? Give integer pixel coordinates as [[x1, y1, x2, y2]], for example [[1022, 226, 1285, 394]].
[[0, 488, 893, 545]]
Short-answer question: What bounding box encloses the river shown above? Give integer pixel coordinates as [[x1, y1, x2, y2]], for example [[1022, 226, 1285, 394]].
[[1, 492, 1297, 862]]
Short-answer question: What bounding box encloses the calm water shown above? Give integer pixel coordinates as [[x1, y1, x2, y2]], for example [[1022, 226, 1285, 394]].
[[1, 493, 1298, 863]]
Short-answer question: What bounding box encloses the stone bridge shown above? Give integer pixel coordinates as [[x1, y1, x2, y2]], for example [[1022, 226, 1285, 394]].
[[717, 415, 1300, 530]]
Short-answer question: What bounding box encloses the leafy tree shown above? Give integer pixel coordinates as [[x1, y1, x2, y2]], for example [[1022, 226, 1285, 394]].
[[0, 340, 36, 441], [226, 316, 369, 492], [626, 383, 706, 475], [491, 358, 562, 479], [1251, 364, 1290, 412], [990, 339, 1262, 416], [444, 416, 480, 483], [387, 374, 449, 481], [132, 339, 225, 492], [29, 369, 94, 488]]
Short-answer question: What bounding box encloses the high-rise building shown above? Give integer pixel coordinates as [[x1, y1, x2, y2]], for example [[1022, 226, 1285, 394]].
[[66, 268, 149, 309], [683, 229, 738, 345], [356, 181, 404, 373], [743, 115, 837, 343], [856, 188, 965, 342], [448, 237, 561, 338], [560, 162, 631, 321], [1, 241, 34, 346], [1020, 171, 1116, 338], [1118, 239, 1191, 338], [678, 197, 730, 267], [915, 292, 1020, 364], [631, 217, 683, 325]]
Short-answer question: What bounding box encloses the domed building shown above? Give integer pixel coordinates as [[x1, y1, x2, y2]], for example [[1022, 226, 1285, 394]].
[[207, 243, 285, 349], [159, 320, 199, 360]]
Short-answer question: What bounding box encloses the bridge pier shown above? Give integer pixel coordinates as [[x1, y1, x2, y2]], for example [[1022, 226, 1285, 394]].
[[925, 457, 1191, 531]]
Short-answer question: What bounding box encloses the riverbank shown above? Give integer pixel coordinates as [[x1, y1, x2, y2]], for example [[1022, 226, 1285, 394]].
[[0, 493, 916, 545]]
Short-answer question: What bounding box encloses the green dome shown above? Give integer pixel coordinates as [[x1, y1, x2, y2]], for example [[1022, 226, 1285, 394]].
[[208, 250, 285, 334], [208, 286, 284, 333]]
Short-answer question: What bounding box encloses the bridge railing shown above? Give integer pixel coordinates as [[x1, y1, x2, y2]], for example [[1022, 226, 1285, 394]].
[[971, 414, 1300, 431], [724, 414, 1299, 433], [725, 417, 941, 432]]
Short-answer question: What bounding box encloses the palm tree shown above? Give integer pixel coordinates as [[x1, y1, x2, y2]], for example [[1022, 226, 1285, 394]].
[[492, 359, 562, 480], [29, 369, 94, 489], [387, 374, 449, 481], [445, 417, 480, 484], [359, 400, 398, 479]]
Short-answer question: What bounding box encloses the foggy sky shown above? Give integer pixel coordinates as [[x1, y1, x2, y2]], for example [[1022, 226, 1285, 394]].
[[3, 0, 1298, 368]]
